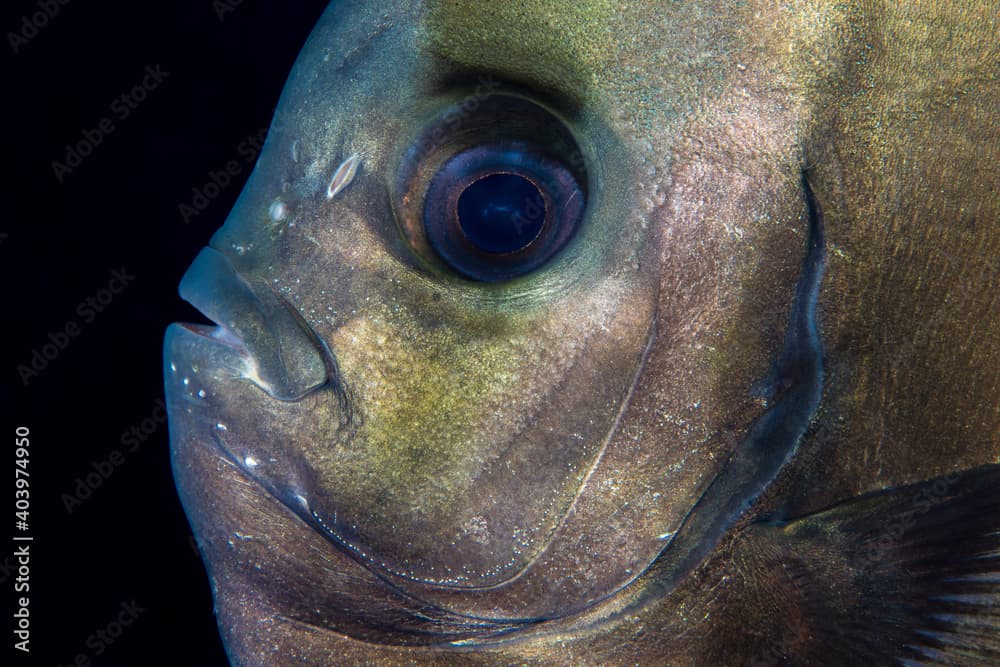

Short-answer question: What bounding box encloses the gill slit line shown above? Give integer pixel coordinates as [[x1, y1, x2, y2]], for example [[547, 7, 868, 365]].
[[204, 428, 531, 631], [306, 505, 543, 629], [438, 311, 661, 595], [562, 313, 659, 521], [462, 314, 661, 608], [301, 313, 659, 598]]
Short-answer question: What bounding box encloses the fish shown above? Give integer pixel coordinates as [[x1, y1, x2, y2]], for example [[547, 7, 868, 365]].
[[164, 1, 1000, 664]]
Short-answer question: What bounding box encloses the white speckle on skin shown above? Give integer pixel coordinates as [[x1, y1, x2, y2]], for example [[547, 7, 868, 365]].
[[326, 153, 360, 199], [182, 377, 190, 386], [216, 423, 228, 431], [291, 140, 300, 162], [170, 362, 176, 373], [244, 456, 258, 468], [197, 389, 206, 398], [269, 199, 288, 222]]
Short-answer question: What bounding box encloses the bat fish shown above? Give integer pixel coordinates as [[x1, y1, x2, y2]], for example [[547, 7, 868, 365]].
[[165, 1, 1000, 664]]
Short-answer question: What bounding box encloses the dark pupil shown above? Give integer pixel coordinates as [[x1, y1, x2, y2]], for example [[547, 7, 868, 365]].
[[456, 173, 545, 254]]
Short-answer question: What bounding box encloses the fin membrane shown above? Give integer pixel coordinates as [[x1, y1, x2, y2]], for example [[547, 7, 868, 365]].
[[733, 464, 1000, 666]]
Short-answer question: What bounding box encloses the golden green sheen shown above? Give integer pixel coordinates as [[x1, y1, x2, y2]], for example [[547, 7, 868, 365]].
[[165, 0, 999, 663]]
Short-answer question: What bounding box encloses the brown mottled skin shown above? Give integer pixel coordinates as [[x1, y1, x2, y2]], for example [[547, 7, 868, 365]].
[[165, 1, 999, 664]]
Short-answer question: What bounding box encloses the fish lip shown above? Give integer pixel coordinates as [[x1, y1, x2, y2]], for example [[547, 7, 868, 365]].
[[177, 322, 251, 356], [177, 246, 332, 401]]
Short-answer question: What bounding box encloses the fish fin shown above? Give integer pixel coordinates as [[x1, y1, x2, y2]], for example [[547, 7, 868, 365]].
[[733, 464, 1000, 666]]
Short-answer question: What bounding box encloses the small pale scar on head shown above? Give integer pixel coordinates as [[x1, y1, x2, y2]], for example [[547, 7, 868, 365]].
[[327, 153, 360, 199]]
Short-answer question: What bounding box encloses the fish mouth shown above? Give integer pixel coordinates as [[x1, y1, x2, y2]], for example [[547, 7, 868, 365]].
[[177, 321, 250, 355], [176, 246, 331, 401], [166, 245, 659, 625]]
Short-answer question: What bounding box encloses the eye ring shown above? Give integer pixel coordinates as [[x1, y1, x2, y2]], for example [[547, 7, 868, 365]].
[[392, 92, 590, 283], [422, 142, 585, 281]]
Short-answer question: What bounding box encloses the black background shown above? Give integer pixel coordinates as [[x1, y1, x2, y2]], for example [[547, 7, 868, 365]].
[[5, 1, 330, 664]]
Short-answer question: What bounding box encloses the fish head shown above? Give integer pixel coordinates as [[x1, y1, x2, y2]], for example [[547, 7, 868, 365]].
[[163, 0, 1000, 661]]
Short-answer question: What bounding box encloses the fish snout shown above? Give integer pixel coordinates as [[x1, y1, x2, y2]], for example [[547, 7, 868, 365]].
[[175, 246, 334, 401]]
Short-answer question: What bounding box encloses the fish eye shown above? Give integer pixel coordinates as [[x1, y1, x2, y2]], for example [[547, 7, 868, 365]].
[[423, 142, 584, 280], [393, 92, 588, 282]]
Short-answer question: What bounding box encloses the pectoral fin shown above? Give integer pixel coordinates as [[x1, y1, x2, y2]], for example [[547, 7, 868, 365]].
[[726, 464, 1000, 666]]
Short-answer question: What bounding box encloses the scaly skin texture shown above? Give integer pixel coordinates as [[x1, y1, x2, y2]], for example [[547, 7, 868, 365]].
[[165, 1, 999, 664]]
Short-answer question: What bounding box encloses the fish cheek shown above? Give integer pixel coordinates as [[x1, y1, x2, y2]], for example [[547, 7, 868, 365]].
[[290, 265, 656, 588], [166, 366, 443, 652]]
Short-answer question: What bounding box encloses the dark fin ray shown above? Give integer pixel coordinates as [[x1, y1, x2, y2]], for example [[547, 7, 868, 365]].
[[735, 464, 1000, 666]]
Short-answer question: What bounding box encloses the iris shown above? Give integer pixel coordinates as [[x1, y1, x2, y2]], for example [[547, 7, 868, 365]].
[[422, 141, 585, 281], [394, 93, 589, 282]]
